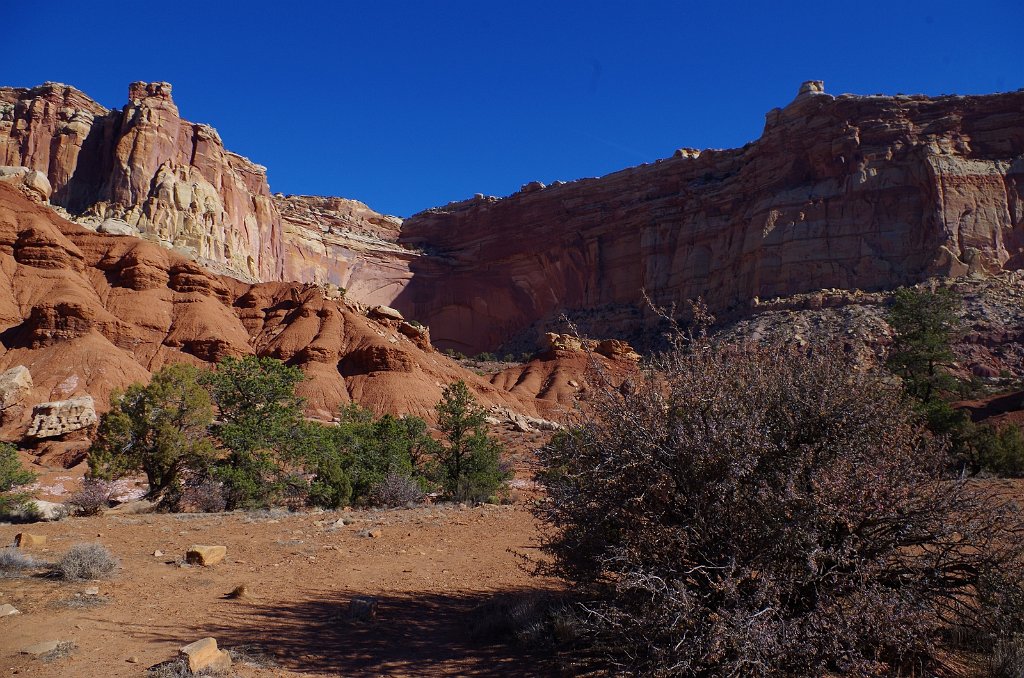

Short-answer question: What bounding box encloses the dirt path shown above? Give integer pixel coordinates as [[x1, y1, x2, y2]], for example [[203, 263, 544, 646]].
[[0, 504, 555, 677]]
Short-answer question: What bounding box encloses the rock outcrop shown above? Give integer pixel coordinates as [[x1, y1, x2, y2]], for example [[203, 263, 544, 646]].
[[0, 82, 416, 301], [277, 194, 415, 303], [394, 83, 1024, 352], [0, 182, 541, 438], [26, 395, 97, 439], [1, 82, 283, 281]]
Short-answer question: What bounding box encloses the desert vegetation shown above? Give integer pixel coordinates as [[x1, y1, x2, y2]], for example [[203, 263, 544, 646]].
[[0, 441, 36, 516], [86, 357, 507, 512], [534, 314, 1024, 676], [886, 287, 1024, 476]]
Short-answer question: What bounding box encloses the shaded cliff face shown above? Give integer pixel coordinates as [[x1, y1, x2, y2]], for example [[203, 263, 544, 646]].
[[0, 82, 285, 281], [395, 84, 1024, 353], [0, 182, 539, 439]]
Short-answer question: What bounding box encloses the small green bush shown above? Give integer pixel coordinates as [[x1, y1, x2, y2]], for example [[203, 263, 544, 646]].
[[0, 442, 35, 516]]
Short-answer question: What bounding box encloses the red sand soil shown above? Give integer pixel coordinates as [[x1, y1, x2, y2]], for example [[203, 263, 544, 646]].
[[0, 503, 555, 677]]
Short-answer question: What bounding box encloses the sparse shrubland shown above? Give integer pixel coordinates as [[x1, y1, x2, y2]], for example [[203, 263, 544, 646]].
[[537, 328, 1024, 676], [85, 356, 501, 511]]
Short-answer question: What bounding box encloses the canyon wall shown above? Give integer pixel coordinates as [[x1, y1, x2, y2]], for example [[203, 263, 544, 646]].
[[394, 83, 1024, 352], [0, 182, 536, 435], [0, 81, 409, 292]]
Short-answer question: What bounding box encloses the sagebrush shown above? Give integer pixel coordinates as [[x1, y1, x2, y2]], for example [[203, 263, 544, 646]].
[[537, 337, 1024, 676]]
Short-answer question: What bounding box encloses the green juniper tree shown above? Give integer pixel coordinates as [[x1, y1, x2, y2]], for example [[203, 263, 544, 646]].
[[886, 287, 964, 434], [433, 380, 508, 502], [88, 363, 214, 498], [202, 356, 308, 508]]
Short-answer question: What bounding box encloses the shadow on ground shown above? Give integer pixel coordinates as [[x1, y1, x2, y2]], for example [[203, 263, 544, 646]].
[[143, 587, 560, 676]]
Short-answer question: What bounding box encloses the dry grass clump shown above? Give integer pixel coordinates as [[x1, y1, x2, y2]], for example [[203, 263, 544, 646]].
[[0, 546, 38, 575], [54, 543, 117, 581]]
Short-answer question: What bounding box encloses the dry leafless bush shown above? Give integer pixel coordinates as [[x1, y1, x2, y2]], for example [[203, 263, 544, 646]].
[[0, 546, 38, 575], [536, 333, 1024, 676], [367, 472, 425, 508], [54, 543, 117, 581], [66, 478, 112, 516], [175, 478, 228, 513]]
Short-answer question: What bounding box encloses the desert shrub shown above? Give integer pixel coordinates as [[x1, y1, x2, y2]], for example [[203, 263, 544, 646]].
[[66, 478, 112, 516], [174, 477, 228, 513], [55, 543, 117, 581], [992, 633, 1024, 678], [203, 356, 307, 509], [0, 442, 36, 515], [0, 546, 38, 575], [537, 340, 1024, 676], [433, 380, 509, 502], [968, 422, 1024, 477], [88, 363, 214, 498], [337, 406, 437, 503], [367, 472, 425, 507]]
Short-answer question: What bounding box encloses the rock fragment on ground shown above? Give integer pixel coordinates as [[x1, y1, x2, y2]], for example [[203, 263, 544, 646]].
[[14, 532, 46, 548], [186, 544, 226, 566], [179, 637, 231, 673]]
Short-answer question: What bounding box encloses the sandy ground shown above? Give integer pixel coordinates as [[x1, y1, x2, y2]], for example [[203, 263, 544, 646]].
[[0, 503, 556, 677]]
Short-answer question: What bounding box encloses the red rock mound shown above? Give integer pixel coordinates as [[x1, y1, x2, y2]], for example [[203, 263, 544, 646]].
[[0, 183, 538, 439]]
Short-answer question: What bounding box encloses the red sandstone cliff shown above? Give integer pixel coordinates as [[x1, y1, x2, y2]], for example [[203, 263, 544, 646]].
[[394, 82, 1024, 352], [0, 82, 410, 295], [0, 182, 538, 438]]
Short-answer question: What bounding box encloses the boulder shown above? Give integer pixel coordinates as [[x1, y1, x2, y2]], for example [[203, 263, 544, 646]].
[[0, 603, 20, 616], [186, 545, 226, 566], [26, 395, 97, 439], [542, 333, 583, 353], [0, 365, 32, 410], [0, 166, 52, 202], [178, 637, 231, 674], [14, 533, 46, 548], [595, 339, 642, 362], [369, 305, 404, 322], [97, 219, 139, 237], [21, 640, 65, 656]]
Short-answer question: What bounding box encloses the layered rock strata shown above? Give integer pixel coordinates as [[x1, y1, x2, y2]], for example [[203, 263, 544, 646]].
[[0, 82, 283, 281], [0, 182, 541, 441], [395, 82, 1024, 352]]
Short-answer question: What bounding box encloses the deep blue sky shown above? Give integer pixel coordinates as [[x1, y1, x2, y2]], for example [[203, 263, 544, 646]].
[[8, 1, 1022, 217]]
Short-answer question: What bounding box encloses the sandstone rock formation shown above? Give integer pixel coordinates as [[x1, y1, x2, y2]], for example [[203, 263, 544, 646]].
[[1, 82, 282, 281], [0, 182, 540, 437], [277, 194, 415, 303], [26, 395, 97, 439], [0, 82, 415, 302], [394, 83, 1024, 352], [0, 365, 32, 410]]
